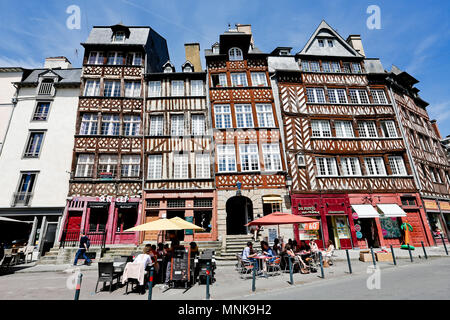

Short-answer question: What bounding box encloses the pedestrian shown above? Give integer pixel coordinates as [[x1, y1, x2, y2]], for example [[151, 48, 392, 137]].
[[73, 232, 92, 266]]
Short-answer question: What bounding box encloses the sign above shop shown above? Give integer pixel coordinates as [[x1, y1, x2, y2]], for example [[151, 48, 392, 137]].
[[423, 199, 439, 211], [298, 206, 320, 215], [304, 222, 320, 231], [439, 201, 450, 212], [96, 195, 130, 203]]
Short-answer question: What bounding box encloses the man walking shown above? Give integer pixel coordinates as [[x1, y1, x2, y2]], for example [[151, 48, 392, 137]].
[[73, 232, 92, 266]]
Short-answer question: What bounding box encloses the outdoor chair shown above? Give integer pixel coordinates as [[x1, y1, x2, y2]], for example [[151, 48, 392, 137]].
[[24, 246, 35, 264], [95, 262, 120, 293], [267, 257, 282, 275], [282, 255, 301, 273], [0, 255, 13, 271], [236, 254, 254, 279]]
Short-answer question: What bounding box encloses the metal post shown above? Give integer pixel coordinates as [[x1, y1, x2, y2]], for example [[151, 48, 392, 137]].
[[345, 249, 352, 274], [370, 247, 376, 267], [147, 266, 154, 300], [390, 245, 397, 266], [421, 241, 428, 259], [74, 272, 82, 300], [289, 256, 294, 285], [252, 260, 257, 292], [319, 252, 324, 279], [407, 243, 413, 262], [441, 234, 448, 255], [206, 262, 210, 300]]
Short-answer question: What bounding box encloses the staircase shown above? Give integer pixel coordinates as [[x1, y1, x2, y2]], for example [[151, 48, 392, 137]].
[[215, 235, 261, 263]]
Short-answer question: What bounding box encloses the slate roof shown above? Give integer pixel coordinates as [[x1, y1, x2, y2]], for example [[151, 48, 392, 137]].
[[83, 26, 151, 46], [20, 68, 81, 84]]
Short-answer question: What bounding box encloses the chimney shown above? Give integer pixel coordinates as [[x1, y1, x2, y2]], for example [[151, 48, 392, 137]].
[[346, 35, 365, 57], [236, 24, 254, 48], [44, 56, 72, 69], [430, 120, 443, 140], [184, 43, 202, 72]]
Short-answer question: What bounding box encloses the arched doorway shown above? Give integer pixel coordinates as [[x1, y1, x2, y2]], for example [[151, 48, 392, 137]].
[[226, 196, 253, 235]]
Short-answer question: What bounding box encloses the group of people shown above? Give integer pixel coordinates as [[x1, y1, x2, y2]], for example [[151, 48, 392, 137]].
[[241, 238, 335, 274]]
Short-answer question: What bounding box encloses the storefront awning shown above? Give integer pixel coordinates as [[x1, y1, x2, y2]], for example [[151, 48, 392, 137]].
[[263, 196, 283, 203], [351, 204, 380, 218], [377, 204, 406, 217]]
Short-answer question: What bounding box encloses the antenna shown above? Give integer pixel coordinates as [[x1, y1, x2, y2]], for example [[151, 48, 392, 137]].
[[228, 23, 231, 31]]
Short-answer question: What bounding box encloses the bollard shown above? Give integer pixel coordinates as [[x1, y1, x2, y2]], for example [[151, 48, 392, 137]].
[[421, 241, 428, 259], [370, 247, 376, 267], [407, 243, 413, 262], [147, 266, 154, 300], [319, 252, 324, 279], [390, 245, 397, 266], [74, 272, 82, 300], [441, 234, 448, 255], [251, 260, 257, 292], [288, 256, 294, 285], [345, 249, 352, 274], [206, 262, 210, 300]]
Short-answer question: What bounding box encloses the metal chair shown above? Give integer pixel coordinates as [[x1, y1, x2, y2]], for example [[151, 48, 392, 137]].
[[24, 246, 35, 264], [95, 262, 120, 293], [267, 257, 282, 275], [236, 254, 254, 279]]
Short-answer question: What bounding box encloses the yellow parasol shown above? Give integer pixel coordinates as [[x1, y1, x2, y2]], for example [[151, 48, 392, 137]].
[[123, 218, 184, 232], [169, 216, 204, 231]]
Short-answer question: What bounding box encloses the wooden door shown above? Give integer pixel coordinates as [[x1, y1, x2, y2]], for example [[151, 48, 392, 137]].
[[65, 212, 82, 241]]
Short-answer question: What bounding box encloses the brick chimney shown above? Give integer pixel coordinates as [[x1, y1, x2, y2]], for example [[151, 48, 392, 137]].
[[430, 120, 442, 139], [236, 24, 254, 48], [44, 56, 72, 69], [346, 35, 365, 57], [184, 43, 202, 72]]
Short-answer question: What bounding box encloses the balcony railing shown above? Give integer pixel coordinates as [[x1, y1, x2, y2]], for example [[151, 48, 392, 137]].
[[59, 229, 107, 249], [38, 82, 54, 95], [12, 192, 33, 207]]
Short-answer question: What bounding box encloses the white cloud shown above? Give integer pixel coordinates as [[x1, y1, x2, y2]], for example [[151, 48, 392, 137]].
[[0, 56, 42, 69]]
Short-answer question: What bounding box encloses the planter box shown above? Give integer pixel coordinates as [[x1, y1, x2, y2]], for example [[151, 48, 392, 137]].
[[359, 250, 373, 262], [375, 252, 393, 262]]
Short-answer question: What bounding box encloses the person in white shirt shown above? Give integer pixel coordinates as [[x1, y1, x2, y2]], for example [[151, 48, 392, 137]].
[[133, 246, 154, 268], [241, 241, 257, 262]]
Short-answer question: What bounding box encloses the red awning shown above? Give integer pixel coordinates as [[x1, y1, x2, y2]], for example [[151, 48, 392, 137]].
[[245, 212, 319, 226]]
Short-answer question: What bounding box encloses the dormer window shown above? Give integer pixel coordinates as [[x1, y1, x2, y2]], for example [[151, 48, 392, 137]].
[[183, 65, 192, 72], [164, 65, 173, 73], [328, 39, 334, 47], [213, 46, 219, 54], [38, 79, 54, 95], [113, 31, 125, 42], [229, 47, 243, 61], [279, 50, 289, 56], [318, 39, 324, 47]]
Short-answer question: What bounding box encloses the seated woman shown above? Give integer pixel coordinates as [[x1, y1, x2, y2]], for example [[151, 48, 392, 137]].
[[285, 244, 308, 273], [260, 241, 276, 274], [298, 241, 311, 261], [322, 240, 335, 265], [134, 245, 154, 269]]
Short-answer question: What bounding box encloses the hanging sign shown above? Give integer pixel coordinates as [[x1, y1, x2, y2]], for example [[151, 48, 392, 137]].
[[356, 231, 363, 239], [352, 212, 359, 220], [304, 222, 320, 231], [354, 224, 361, 232]]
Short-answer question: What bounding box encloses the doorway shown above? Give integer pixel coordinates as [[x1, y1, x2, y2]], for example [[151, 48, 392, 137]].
[[64, 211, 82, 241], [358, 218, 380, 248], [226, 196, 253, 235], [326, 216, 351, 249], [167, 211, 185, 241], [88, 208, 109, 233]]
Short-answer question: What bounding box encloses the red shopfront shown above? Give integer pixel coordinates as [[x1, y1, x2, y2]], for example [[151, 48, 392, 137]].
[[291, 194, 357, 250]]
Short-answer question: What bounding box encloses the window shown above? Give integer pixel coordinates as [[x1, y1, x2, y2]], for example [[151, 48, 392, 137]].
[[146, 200, 160, 207], [167, 199, 185, 208], [331, 61, 341, 73], [104, 81, 121, 97], [88, 51, 104, 65], [217, 145, 236, 172], [149, 115, 164, 136], [351, 63, 362, 74], [297, 153, 306, 167], [75, 154, 94, 177], [311, 120, 331, 137], [262, 144, 282, 171], [190, 80, 204, 96], [230, 73, 248, 87], [83, 80, 100, 96], [164, 65, 173, 73], [372, 89, 388, 104], [196, 153, 210, 178], [316, 157, 338, 176], [113, 31, 125, 42], [214, 105, 232, 129], [98, 155, 118, 178], [239, 144, 260, 171], [32, 102, 50, 121], [123, 115, 140, 136], [401, 197, 417, 206], [171, 80, 184, 96], [124, 81, 141, 97], [192, 115, 205, 136], [256, 104, 275, 128], [235, 104, 254, 128], [335, 121, 354, 138], [183, 65, 192, 72], [322, 61, 331, 73], [342, 62, 351, 73], [381, 121, 398, 138], [24, 132, 44, 157], [107, 52, 123, 65], [388, 156, 407, 175], [38, 79, 54, 95], [358, 121, 378, 138], [101, 114, 120, 135], [435, 168, 443, 183], [310, 61, 320, 72], [121, 155, 140, 178], [328, 88, 348, 103], [126, 52, 142, 66], [251, 72, 267, 86], [364, 157, 386, 176], [79, 113, 98, 135], [341, 157, 362, 176], [14, 173, 37, 206], [430, 167, 437, 183], [147, 155, 162, 179], [211, 73, 227, 87], [171, 114, 184, 136], [328, 39, 334, 47], [195, 199, 213, 207], [173, 153, 189, 179], [301, 61, 310, 72], [148, 81, 161, 97], [318, 39, 324, 47], [306, 88, 326, 103], [229, 47, 243, 61], [349, 89, 369, 104]]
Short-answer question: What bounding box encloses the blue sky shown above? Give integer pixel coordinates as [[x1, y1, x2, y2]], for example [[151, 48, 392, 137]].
[[0, 0, 449, 136]]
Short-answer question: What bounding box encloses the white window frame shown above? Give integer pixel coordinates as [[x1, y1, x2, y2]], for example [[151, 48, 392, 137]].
[[104, 80, 121, 97], [262, 144, 282, 171], [80, 113, 98, 135], [192, 114, 205, 136], [113, 31, 125, 42], [88, 51, 104, 65], [311, 120, 332, 137], [349, 89, 369, 104], [306, 88, 326, 103], [98, 154, 118, 178], [341, 157, 362, 176], [358, 121, 378, 138], [388, 156, 407, 176], [121, 155, 140, 178], [364, 157, 387, 176], [171, 114, 185, 136], [147, 155, 162, 179], [171, 80, 184, 96], [256, 104, 275, 128], [107, 52, 123, 65], [235, 104, 254, 128], [195, 153, 210, 178], [239, 144, 260, 172], [101, 114, 120, 136], [217, 145, 236, 172], [173, 153, 189, 179], [24, 132, 44, 158], [214, 105, 232, 129], [148, 81, 161, 97], [372, 89, 388, 104], [229, 47, 243, 61], [124, 81, 141, 97], [75, 154, 94, 178], [316, 157, 338, 176], [335, 121, 354, 138], [230, 73, 248, 87], [123, 115, 141, 136], [149, 115, 164, 136], [126, 52, 142, 66], [83, 80, 100, 96], [251, 72, 268, 86], [328, 88, 348, 104], [190, 80, 204, 96], [381, 120, 398, 138]]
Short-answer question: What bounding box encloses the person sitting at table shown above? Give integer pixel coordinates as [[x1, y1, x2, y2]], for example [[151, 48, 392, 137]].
[[133, 246, 154, 269], [285, 244, 308, 272], [322, 240, 335, 265], [190, 242, 199, 257], [242, 241, 257, 262], [272, 238, 281, 256], [261, 241, 276, 274], [292, 240, 300, 253]]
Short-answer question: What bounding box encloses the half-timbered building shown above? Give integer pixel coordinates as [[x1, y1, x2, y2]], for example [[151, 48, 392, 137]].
[[206, 25, 290, 242], [60, 25, 169, 247], [269, 21, 433, 249], [142, 43, 217, 243], [386, 66, 450, 244]]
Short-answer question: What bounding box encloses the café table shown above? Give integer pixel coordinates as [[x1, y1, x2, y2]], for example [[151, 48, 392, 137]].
[[254, 255, 270, 277]]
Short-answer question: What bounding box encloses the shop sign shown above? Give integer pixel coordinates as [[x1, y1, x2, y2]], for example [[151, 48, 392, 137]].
[[439, 201, 450, 212], [356, 231, 363, 239], [354, 224, 361, 232], [298, 206, 320, 215], [304, 222, 320, 231], [423, 199, 439, 211], [96, 195, 130, 203], [352, 212, 359, 220], [328, 211, 345, 214]]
